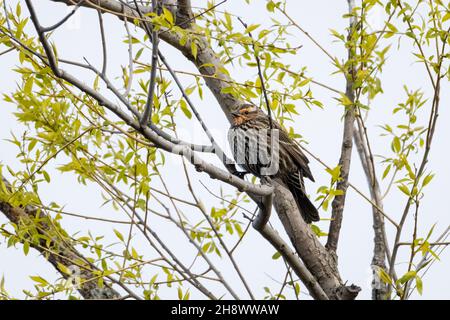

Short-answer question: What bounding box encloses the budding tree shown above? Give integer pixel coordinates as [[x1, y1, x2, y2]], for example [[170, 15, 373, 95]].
[[0, 0, 448, 300]]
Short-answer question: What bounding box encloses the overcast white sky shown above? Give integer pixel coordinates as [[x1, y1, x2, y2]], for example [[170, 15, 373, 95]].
[[0, 0, 448, 300]]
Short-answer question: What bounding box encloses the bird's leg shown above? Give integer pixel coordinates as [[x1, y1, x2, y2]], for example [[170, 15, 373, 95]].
[[225, 163, 250, 179], [260, 176, 272, 185], [235, 171, 250, 179]]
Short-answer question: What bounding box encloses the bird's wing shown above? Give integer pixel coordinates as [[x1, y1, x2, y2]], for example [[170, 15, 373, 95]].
[[275, 122, 315, 182]]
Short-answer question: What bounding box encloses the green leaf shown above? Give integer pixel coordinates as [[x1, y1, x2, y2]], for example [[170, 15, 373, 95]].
[[135, 48, 144, 60], [392, 136, 401, 153], [180, 100, 192, 119], [245, 24, 260, 34], [326, 165, 342, 183], [266, 1, 276, 12], [224, 12, 232, 31], [30, 276, 48, 286], [294, 283, 301, 296], [234, 222, 243, 237], [28, 139, 37, 152], [339, 93, 353, 106], [398, 271, 416, 284], [24, 77, 34, 94], [425, 224, 436, 242], [443, 12, 450, 22], [382, 164, 391, 179], [162, 7, 174, 25], [202, 242, 211, 253], [415, 276, 423, 295], [378, 268, 393, 285], [191, 41, 198, 59], [272, 251, 281, 260], [422, 174, 434, 187], [57, 263, 71, 275], [23, 241, 30, 256], [398, 184, 410, 197], [113, 229, 124, 242], [42, 171, 51, 183]]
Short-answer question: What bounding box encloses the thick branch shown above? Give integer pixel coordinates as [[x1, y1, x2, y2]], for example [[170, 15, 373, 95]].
[[0, 177, 120, 299], [48, 0, 243, 117], [258, 225, 329, 300], [272, 181, 360, 299], [175, 0, 194, 27], [250, 188, 329, 300], [353, 124, 389, 300], [15, 2, 272, 199], [326, 0, 356, 253], [38, 0, 359, 299]]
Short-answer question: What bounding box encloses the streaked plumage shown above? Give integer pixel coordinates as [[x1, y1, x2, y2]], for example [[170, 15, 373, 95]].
[[228, 104, 319, 223]]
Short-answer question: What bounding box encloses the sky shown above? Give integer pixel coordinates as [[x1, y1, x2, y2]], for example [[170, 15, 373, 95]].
[[0, 0, 448, 300]]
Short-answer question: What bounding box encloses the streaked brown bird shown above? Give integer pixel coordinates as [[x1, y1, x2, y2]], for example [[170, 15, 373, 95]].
[[228, 104, 319, 223]]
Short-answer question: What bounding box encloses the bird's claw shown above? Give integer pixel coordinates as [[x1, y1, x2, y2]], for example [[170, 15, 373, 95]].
[[260, 176, 272, 184], [234, 171, 249, 179]]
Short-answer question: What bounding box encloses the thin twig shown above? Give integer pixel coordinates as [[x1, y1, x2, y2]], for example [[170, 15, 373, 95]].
[[139, 0, 160, 127], [237, 17, 273, 128], [97, 9, 108, 76]]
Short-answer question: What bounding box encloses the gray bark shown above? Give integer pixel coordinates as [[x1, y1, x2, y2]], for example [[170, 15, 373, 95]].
[[0, 177, 121, 299], [34, 0, 360, 299], [353, 126, 389, 300]]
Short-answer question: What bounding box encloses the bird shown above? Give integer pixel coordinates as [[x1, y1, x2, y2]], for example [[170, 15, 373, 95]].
[[228, 104, 320, 223]]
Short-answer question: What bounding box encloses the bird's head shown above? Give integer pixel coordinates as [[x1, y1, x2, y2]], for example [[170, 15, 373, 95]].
[[231, 104, 261, 126]]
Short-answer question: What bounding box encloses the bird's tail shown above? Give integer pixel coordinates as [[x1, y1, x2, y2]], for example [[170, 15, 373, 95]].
[[285, 176, 320, 224]]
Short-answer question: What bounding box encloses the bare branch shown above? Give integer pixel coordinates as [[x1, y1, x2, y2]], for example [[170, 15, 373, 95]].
[[246, 182, 329, 300], [353, 123, 390, 299], [90, 172, 219, 299], [175, 0, 194, 27], [180, 161, 255, 299], [326, 0, 357, 253], [258, 224, 329, 300], [237, 17, 273, 128], [41, 0, 85, 32], [123, 17, 134, 97], [137, 0, 160, 127], [97, 9, 108, 76], [272, 180, 360, 299]]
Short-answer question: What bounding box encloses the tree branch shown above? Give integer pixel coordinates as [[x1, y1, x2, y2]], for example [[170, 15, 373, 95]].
[[326, 0, 357, 254], [248, 185, 329, 300], [175, 0, 194, 27], [32, 0, 360, 299], [272, 181, 360, 299], [353, 123, 390, 299], [137, 0, 160, 127], [41, 0, 85, 32], [20, 0, 272, 199], [0, 177, 121, 299]]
